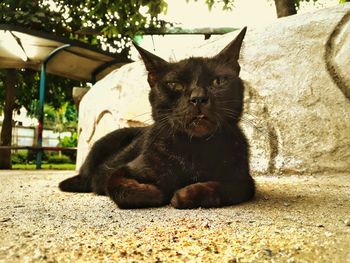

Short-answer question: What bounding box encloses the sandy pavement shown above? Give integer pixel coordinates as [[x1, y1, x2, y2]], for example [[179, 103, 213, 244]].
[[0, 170, 349, 262]]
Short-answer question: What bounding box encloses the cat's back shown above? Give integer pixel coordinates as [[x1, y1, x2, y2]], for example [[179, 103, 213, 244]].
[[82, 126, 148, 173]]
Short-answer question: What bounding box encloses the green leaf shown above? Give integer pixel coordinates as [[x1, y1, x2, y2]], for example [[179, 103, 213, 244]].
[[30, 16, 41, 23], [35, 11, 46, 17]]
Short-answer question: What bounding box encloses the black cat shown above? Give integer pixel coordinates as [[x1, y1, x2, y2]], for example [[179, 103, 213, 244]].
[[59, 27, 255, 209]]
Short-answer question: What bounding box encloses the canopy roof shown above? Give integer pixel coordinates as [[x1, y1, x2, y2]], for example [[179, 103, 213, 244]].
[[0, 24, 131, 82]]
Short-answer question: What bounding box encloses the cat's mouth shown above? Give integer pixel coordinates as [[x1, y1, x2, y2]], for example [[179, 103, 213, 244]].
[[187, 114, 216, 137]]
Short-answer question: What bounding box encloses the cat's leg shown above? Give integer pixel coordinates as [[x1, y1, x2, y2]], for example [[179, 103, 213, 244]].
[[170, 179, 255, 209], [106, 166, 165, 209], [59, 127, 144, 193]]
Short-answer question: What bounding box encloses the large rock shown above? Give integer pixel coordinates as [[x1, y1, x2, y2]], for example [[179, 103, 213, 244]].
[[76, 4, 350, 175]]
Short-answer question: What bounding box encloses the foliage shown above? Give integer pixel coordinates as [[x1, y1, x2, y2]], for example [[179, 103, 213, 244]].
[[189, 0, 235, 11], [44, 102, 77, 132], [0, 0, 168, 53], [0, 69, 80, 115], [12, 163, 76, 170], [59, 132, 78, 162], [293, 0, 321, 9], [11, 132, 80, 165], [11, 150, 28, 164], [59, 132, 78, 148], [11, 149, 55, 164], [11, 149, 76, 165], [48, 154, 71, 164]]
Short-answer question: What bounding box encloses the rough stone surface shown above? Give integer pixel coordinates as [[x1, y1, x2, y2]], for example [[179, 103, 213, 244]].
[[0, 170, 349, 262], [77, 4, 350, 175], [76, 63, 151, 168]]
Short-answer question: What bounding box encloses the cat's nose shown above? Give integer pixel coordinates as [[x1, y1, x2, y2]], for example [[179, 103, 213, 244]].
[[190, 89, 209, 105], [190, 96, 209, 105]]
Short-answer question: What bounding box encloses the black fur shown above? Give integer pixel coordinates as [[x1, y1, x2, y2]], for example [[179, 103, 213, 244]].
[[59, 27, 255, 209]]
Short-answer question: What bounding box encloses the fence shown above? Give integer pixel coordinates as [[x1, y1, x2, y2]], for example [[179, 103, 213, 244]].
[[1, 126, 72, 147], [0, 125, 76, 168]]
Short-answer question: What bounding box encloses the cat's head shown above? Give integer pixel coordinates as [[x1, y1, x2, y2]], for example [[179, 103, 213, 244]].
[[134, 27, 247, 138]]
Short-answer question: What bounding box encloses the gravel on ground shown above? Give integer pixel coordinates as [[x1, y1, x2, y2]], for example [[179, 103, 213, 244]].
[[0, 170, 349, 262]]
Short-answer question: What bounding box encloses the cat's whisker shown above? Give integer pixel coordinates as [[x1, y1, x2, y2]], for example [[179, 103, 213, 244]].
[[217, 98, 259, 104], [134, 118, 153, 124], [219, 108, 241, 120], [130, 111, 152, 119], [216, 107, 282, 151]]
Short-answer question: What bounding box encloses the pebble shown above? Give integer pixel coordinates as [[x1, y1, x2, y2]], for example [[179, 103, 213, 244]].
[[263, 248, 273, 257], [324, 231, 333, 237], [202, 221, 210, 228], [345, 219, 350, 226]]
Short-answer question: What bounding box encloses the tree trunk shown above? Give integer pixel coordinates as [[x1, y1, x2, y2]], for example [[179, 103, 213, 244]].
[[0, 69, 17, 169], [274, 0, 297, 18]]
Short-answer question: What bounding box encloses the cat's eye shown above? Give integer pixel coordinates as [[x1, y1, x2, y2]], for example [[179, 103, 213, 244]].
[[166, 82, 184, 92], [212, 76, 227, 87]]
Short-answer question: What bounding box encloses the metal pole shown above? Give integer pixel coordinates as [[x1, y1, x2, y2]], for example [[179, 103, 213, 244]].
[[36, 44, 71, 169]]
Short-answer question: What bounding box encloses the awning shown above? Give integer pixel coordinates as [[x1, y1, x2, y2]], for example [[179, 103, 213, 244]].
[[0, 24, 131, 82], [0, 24, 133, 169]]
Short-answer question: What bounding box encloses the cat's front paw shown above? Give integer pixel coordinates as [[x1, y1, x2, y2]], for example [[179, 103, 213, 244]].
[[106, 167, 164, 209], [170, 182, 221, 209]]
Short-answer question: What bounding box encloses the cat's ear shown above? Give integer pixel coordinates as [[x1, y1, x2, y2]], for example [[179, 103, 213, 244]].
[[214, 26, 247, 64], [133, 42, 169, 87]]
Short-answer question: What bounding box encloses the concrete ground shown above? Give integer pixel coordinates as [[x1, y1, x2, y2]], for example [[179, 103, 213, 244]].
[[0, 170, 349, 263]]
